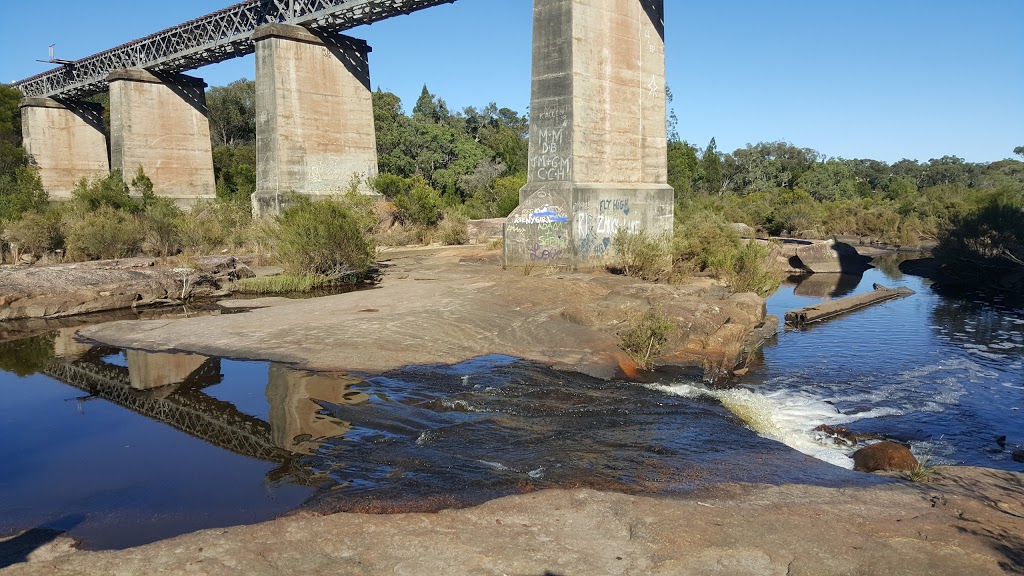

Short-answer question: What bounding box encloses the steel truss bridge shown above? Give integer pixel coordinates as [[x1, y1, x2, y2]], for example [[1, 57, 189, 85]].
[[14, 0, 456, 100]]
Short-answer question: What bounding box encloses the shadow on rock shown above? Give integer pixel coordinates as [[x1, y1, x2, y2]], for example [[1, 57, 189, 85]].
[[1, 529, 66, 569]]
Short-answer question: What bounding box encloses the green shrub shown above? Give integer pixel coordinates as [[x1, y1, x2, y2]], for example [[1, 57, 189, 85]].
[[463, 173, 525, 219], [72, 170, 140, 213], [396, 176, 443, 226], [673, 210, 742, 273], [175, 203, 226, 254], [143, 197, 184, 257], [274, 196, 375, 280], [371, 173, 412, 200], [175, 200, 255, 253], [3, 209, 63, 255], [672, 210, 780, 296], [935, 190, 1024, 284], [722, 242, 781, 297], [437, 209, 469, 245], [613, 228, 670, 280], [619, 308, 675, 370], [65, 205, 145, 260], [130, 165, 156, 206], [0, 163, 48, 221]]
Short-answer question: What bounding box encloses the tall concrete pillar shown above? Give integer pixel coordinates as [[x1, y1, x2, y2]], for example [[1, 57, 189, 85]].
[[252, 24, 379, 215], [19, 98, 109, 200], [504, 0, 674, 269], [108, 69, 216, 205]]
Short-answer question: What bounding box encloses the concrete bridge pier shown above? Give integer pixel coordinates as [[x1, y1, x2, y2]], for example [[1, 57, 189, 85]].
[[108, 69, 216, 205], [252, 24, 379, 216], [19, 98, 109, 200], [504, 0, 674, 269]]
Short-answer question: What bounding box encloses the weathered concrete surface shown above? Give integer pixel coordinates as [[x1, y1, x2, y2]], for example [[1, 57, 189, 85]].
[[79, 247, 769, 380], [19, 98, 109, 199], [505, 0, 674, 269], [252, 24, 378, 215], [108, 69, 216, 204], [4, 466, 1022, 575]]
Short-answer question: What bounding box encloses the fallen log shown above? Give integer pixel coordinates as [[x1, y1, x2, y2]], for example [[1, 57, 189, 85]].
[[785, 283, 915, 327]]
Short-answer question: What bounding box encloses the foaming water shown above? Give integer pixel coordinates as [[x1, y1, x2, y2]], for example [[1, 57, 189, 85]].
[[732, 256, 1024, 470], [651, 382, 859, 468]]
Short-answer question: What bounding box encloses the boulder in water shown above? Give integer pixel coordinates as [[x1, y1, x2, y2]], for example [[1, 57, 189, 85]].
[[852, 442, 918, 473], [793, 239, 872, 274]]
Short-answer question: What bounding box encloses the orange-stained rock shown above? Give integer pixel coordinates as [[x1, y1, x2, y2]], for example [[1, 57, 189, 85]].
[[853, 441, 919, 473]]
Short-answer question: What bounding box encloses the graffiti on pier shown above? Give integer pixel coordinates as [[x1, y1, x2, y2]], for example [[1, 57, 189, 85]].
[[512, 204, 568, 225], [574, 196, 642, 258], [530, 104, 572, 182], [530, 243, 564, 261]]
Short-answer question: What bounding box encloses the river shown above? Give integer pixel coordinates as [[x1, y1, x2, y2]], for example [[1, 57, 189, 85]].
[[0, 255, 1021, 549]]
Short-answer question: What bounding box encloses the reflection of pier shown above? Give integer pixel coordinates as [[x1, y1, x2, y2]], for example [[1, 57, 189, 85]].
[[42, 332, 368, 469]]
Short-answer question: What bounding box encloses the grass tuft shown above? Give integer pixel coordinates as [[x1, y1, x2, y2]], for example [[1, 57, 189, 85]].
[[233, 273, 330, 295], [619, 308, 676, 370]]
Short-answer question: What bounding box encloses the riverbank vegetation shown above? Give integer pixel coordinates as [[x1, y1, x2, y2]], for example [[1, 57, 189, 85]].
[[1, 80, 1022, 293]]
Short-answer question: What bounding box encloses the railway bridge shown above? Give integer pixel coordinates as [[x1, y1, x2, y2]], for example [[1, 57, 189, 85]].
[[14, 0, 673, 268]]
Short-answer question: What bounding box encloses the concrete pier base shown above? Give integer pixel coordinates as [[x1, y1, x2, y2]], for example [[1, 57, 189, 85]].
[[108, 69, 216, 205], [504, 0, 674, 269], [19, 97, 109, 200], [252, 24, 379, 216]]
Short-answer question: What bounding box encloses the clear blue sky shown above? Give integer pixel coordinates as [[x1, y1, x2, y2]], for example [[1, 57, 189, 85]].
[[1, 0, 1021, 163]]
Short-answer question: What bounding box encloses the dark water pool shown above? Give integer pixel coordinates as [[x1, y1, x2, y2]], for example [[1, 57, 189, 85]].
[[0, 330, 867, 550]]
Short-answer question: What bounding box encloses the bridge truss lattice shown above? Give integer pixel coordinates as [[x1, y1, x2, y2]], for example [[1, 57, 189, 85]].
[[15, 0, 456, 100]]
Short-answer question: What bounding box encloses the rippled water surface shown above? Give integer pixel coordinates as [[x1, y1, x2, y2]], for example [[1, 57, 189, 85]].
[[661, 257, 1024, 471], [1, 255, 1021, 550]]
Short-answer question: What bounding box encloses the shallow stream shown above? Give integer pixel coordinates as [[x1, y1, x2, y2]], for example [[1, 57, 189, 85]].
[[0, 256, 1021, 550]]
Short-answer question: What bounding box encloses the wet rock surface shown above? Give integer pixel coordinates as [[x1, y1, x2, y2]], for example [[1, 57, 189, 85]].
[[78, 247, 770, 380], [3, 466, 1021, 576]]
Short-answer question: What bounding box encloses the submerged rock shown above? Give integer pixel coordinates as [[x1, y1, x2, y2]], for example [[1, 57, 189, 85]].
[[852, 442, 919, 473], [813, 425, 858, 447]]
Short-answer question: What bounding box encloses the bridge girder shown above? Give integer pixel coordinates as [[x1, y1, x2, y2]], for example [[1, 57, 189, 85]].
[[14, 0, 456, 100]]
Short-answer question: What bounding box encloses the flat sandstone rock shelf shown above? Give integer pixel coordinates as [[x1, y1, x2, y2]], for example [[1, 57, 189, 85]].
[[4, 467, 1021, 575], [77, 247, 773, 380]]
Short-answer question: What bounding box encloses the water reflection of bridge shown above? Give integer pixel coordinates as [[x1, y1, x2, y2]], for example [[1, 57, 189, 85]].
[[42, 331, 367, 474]]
